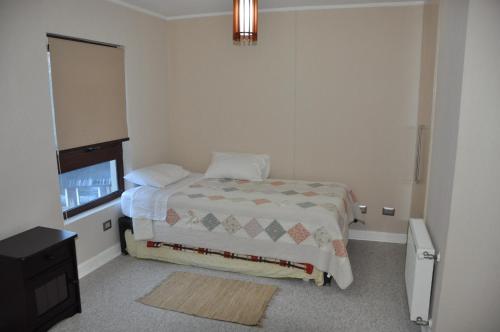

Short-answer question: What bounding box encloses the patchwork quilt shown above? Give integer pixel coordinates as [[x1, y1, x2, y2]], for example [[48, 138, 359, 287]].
[[124, 177, 357, 289]]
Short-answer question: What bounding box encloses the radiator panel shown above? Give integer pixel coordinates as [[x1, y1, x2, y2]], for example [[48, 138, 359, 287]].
[[405, 218, 434, 322]]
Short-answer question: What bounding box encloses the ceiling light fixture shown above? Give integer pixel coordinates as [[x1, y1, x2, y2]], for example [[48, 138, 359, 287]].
[[233, 0, 258, 45]]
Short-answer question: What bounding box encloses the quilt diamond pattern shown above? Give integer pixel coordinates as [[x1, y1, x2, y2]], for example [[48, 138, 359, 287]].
[[297, 202, 316, 209], [201, 213, 220, 231], [244, 218, 263, 238], [287, 223, 310, 244], [313, 226, 332, 247], [253, 198, 271, 205], [333, 239, 348, 257], [166, 208, 180, 225], [222, 215, 241, 234], [208, 195, 225, 201], [265, 220, 286, 242], [187, 210, 200, 224]]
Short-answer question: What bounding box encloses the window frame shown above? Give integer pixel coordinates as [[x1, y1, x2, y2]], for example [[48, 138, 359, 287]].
[[57, 139, 127, 219]]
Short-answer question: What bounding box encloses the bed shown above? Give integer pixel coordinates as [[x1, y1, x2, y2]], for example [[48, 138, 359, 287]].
[[120, 173, 356, 289]]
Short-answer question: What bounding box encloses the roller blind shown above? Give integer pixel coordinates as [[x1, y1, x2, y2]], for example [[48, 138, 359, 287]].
[[48, 36, 128, 151]]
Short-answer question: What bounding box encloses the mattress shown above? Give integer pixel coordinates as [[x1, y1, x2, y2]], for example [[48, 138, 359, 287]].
[[121, 174, 356, 289]]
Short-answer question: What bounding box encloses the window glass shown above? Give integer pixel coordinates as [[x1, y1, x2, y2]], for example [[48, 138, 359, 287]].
[[59, 160, 118, 212]]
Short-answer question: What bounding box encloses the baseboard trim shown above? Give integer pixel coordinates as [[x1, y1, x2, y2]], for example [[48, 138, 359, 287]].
[[349, 229, 407, 244], [421, 325, 432, 332], [77, 243, 121, 279]]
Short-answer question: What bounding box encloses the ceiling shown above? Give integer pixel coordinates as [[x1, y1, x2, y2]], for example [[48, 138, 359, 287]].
[[112, 0, 424, 20]]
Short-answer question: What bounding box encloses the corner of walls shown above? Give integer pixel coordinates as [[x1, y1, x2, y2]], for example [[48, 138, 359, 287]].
[[64, 201, 122, 264], [410, 1, 439, 219], [78, 243, 122, 279]]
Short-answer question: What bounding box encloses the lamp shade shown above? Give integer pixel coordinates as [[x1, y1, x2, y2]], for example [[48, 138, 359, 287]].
[[233, 0, 258, 45]]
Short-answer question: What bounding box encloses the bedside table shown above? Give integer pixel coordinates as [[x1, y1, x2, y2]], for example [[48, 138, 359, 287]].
[[0, 226, 81, 331]]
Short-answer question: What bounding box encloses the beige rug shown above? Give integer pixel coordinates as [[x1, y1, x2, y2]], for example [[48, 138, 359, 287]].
[[138, 272, 278, 326]]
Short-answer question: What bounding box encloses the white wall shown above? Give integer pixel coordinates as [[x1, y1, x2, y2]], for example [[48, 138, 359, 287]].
[[424, 0, 469, 325], [0, 0, 169, 262], [426, 1, 500, 331]]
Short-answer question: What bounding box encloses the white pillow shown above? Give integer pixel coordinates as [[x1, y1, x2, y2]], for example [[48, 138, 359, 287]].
[[124, 164, 190, 188], [204, 152, 271, 181]]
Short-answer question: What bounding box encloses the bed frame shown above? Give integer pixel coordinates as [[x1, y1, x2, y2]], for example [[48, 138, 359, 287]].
[[117, 216, 333, 285]]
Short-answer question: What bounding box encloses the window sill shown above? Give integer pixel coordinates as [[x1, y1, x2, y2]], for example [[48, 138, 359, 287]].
[[64, 198, 121, 226]]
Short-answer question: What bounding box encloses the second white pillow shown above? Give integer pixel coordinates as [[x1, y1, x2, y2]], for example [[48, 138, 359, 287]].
[[204, 152, 270, 181]]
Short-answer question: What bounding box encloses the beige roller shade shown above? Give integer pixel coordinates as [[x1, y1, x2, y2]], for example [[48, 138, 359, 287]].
[[48, 37, 128, 150]]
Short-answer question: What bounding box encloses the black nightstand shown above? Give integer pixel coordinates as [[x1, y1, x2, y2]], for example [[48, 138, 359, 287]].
[[0, 226, 81, 331]]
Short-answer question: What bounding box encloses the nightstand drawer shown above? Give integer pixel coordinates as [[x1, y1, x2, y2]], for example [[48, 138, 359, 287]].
[[24, 243, 71, 278]]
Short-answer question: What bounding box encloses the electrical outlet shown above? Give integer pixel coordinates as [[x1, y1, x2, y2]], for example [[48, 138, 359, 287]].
[[382, 207, 396, 216], [102, 220, 112, 231]]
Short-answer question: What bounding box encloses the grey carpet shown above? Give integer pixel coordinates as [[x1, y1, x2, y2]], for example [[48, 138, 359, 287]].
[[51, 240, 419, 332]]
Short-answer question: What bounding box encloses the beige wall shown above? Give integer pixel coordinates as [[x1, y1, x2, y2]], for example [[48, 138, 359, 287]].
[[427, 1, 500, 331], [0, 0, 169, 262], [166, 12, 296, 179], [166, 6, 424, 234], [410, 2, 438, 218]]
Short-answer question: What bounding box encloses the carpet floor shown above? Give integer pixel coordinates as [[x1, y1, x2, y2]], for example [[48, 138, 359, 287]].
[[50, 240, 419, 332]]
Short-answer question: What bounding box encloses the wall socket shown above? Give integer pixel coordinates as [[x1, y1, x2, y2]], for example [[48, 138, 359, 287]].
[[382, 207, 396, 216], [102, 220, 112, 232]]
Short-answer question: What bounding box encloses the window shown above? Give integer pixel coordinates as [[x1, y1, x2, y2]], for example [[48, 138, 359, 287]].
[[47, 34, 128, 218], [56, 140, 125, 218], [59, 161, 118, 212]]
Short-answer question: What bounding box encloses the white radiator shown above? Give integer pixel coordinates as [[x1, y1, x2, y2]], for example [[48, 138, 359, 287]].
[[405, 218, 435, 325]]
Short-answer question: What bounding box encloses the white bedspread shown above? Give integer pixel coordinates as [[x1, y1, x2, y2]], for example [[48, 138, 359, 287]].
[[121, 175, 356, 289]]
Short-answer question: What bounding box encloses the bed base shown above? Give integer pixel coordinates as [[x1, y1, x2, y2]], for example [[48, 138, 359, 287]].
[[118, 216, 133, 255], [118, 216, 332, 286]]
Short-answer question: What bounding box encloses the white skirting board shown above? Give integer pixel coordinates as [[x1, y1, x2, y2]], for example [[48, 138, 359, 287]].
[[77, 243, 121, 279], [349, 229, 407, 244], [421, 324, 432, 332]]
